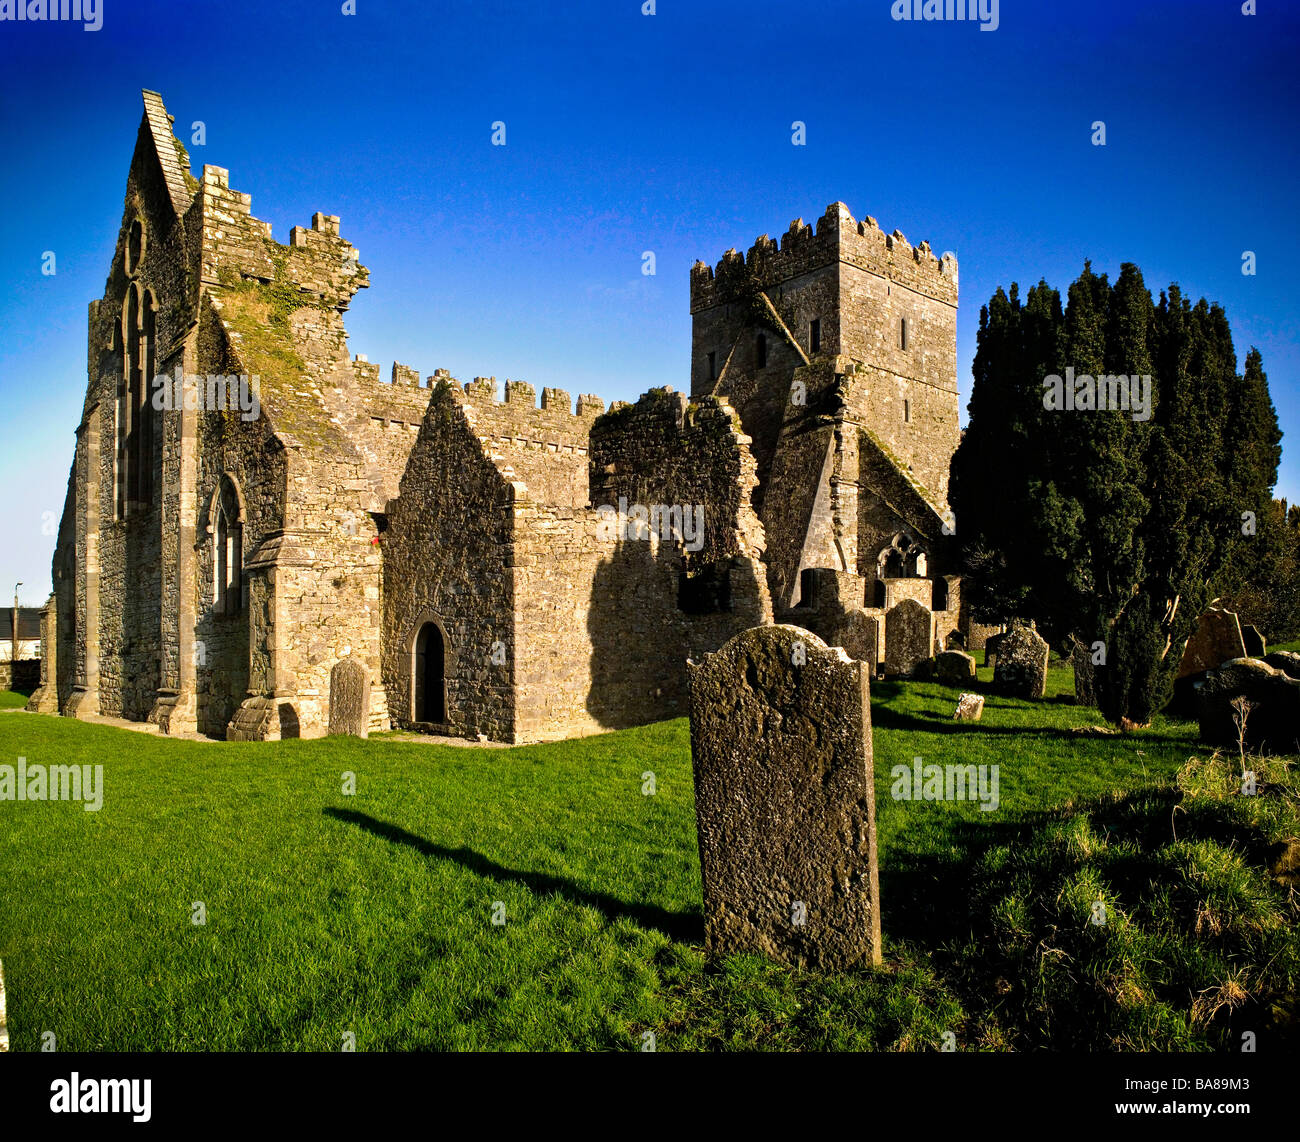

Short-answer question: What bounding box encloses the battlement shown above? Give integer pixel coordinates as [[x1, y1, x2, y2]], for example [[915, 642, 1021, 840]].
[[456, 376, 606, 420], [197, 153, 368, 311], [689, 202, 957, 313]]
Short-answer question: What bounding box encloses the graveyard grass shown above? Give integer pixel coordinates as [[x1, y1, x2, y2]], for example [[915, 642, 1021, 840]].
[[0, 656, 1296, 1052]]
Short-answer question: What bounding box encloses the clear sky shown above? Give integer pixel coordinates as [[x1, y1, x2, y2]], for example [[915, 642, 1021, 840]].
[[1, 0, 1296, 606]]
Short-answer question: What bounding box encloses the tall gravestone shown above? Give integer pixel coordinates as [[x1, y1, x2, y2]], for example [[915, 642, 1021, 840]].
[[687, 625, 882, 970], [1071, 639, 1099, 709], [1178, 606, 1247, 678], [328, 657, 371, 738], [884, 598, 931, 677], [993, 620, 1049, 699]]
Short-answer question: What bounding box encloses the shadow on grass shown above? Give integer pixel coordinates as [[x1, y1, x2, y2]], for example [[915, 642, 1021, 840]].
[[869, 703, 1197, 749], [325, 806, 702, 943]]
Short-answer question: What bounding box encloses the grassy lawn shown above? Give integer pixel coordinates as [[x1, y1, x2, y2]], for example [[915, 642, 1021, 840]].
[[0, 663, 1295, 1052]]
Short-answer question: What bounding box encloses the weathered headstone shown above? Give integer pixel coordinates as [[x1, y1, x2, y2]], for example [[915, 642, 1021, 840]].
[[687, 625, 881, 970], [1178, 606, 1247, 678], [953, 693, 984, 721], [884, 598, 932, 677], [1196, 658, 1300, 754], [993, 621, 1049, 699], [1241, 624, 1266, 658], [935, 649, 976, 687], [1071, 639, 1098, 709], [328, 657, 371, 738], [944, 630, 967, 651]]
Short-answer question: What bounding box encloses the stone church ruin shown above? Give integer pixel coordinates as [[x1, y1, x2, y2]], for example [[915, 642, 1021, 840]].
[[27, 90, 974, 743]]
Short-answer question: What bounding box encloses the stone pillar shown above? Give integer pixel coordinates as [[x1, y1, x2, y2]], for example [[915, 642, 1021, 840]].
[[687, 624, 881, 970], [25, 595, 59, 713]]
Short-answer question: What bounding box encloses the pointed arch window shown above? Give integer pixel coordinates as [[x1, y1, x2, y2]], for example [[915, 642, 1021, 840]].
[[116, 281, 156, 518], [213, 476, 244, 615]]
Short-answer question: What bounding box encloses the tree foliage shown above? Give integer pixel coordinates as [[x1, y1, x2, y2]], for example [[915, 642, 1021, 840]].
[[950, 265, 1282, 724]]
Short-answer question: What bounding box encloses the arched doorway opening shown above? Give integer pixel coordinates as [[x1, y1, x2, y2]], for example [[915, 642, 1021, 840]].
[[414, 622, 446, 723]]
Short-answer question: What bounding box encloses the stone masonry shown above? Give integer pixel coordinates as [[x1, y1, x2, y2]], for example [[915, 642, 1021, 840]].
[[37, 92, 969, 743]]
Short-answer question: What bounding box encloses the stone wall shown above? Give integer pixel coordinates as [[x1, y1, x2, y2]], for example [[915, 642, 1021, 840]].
[[381, 381, 521, 741], [587, 388, 773, 729]]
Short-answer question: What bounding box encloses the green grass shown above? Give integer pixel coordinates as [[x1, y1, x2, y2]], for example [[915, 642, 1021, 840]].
[[0, 690, 29, 709], [0, 664, 1295, 1052]]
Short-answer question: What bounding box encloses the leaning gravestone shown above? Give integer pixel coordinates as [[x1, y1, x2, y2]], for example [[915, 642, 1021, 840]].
[[328, 657, 371, 738], [687, 625, 881, 970], [1241, 624, 1266, 658], [993, 621, 1049, 699], [935, 649, 976, 687], [884, 598, 932, 677], [1178, 606, 1247, 678], [953, 693, 984, 721]]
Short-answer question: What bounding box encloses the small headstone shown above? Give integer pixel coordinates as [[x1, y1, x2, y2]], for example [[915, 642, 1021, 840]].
[[993, 621, 1049, 699], [687, 625, 881, 971], [953, 693, 984, 721], [328, 657, 371, 738], [1178, 606, 1247, 678], [944, 630, 967, 651], [884, 598, 932, 677], [1196, 657, 1300, 755], [1241, 624, 1266, 658], [934, 649, 976, 687], [1071, 640, 1098, 709]]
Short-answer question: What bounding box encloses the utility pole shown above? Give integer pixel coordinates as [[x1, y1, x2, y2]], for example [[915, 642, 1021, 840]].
[[11, 582, 20, 680]]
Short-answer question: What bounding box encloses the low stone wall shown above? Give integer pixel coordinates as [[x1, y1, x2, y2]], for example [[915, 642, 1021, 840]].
[[0, 660, 39, 691]]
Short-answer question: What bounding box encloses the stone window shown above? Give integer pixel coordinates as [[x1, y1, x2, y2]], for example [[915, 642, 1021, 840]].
[[678, 562, 732, 615], [707, 351, 716, 382], [213, 476, 244, 616], [932, 577, 949, 611], [116, 282, 156, 518], [796, 568, 817, 608], [756, 333, 767, 368], [810, 318, 821, 354], [900, 316, 909, 351], [903, 398, 911, 423]]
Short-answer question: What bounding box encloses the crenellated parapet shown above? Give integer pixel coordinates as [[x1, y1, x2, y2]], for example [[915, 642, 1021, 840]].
[[690, 201, 957, 314], [198, 165, 369, 311]]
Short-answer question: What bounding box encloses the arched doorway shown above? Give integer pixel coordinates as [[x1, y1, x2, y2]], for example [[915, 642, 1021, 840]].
[[413, 622, 446, 723]]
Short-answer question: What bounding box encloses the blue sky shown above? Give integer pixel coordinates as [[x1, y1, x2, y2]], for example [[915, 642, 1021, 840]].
[[1, 0, 1297, 605]]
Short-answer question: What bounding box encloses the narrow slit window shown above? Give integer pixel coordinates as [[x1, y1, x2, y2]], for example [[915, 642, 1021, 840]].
[[900, 317, 909, 351], [809, 319, 821, 354], [707, 351, 716, 382], [903, 398, 911, 423], [756, 333, 767, 368]]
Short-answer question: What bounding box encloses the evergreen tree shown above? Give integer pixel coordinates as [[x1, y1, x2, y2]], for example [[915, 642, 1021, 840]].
[[953, 266, 1282, 725]]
